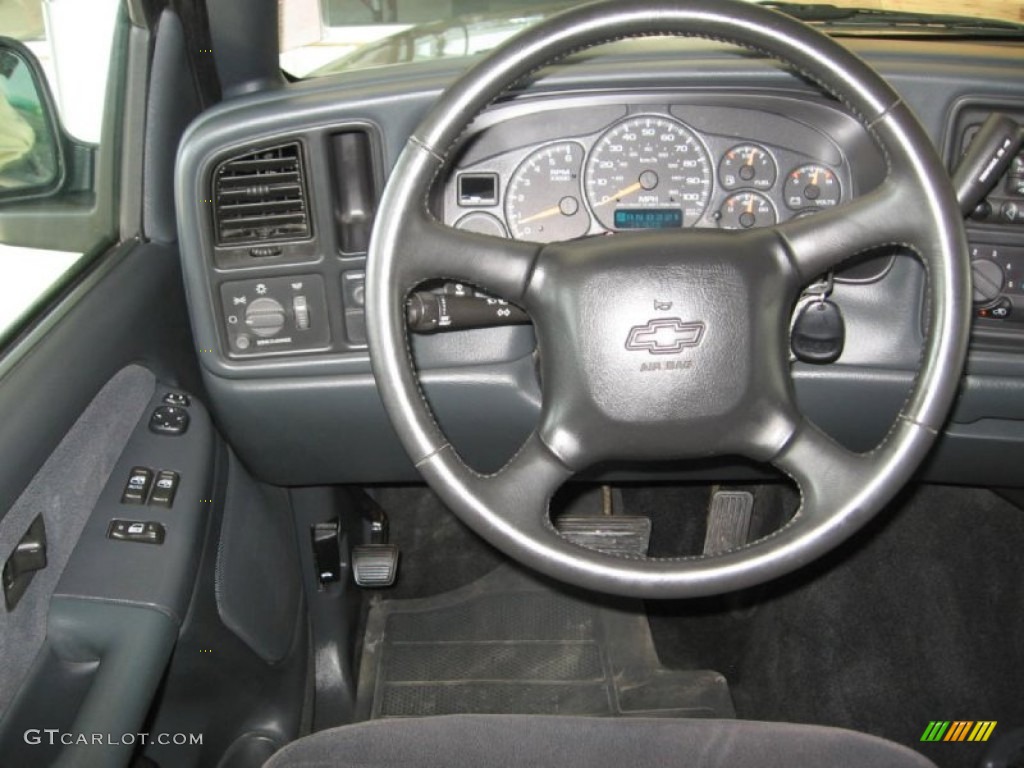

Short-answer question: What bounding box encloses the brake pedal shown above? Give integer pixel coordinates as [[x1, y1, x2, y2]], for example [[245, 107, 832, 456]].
[[556, 516, 651, 556], [703, 489, 754, 555], [353, 501, 399, 588]]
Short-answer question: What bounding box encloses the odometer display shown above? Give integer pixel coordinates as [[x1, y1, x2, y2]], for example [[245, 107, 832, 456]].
[[585, 116, 712, 230], [613, 208, 682, 229]]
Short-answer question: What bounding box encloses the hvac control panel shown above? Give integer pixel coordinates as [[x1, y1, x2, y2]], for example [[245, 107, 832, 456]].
[[219, 274, 331, 356], [970, 241, 1021, 325]]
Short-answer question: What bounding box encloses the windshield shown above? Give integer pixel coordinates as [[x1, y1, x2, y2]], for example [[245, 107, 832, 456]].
[[279, 0, 1023, 78]]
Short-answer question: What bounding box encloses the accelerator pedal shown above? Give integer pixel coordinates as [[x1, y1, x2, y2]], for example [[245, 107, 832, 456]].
[[556, 516, 651, 556], [703, 490, 754, 556]]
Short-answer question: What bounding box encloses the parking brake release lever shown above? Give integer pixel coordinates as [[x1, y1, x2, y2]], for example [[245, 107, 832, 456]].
[[952, 112, 1024, 216], [406, 291, 530, 333]]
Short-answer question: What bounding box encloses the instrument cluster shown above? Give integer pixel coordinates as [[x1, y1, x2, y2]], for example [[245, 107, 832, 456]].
[[443, 109, 849, 243]]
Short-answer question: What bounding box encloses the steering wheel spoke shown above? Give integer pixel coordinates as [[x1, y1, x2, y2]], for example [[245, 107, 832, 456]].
[[397, 209, 543, 303], [770, 416, 872, 520], [775, 177, 919, 285], [418, 431, 575, 549]]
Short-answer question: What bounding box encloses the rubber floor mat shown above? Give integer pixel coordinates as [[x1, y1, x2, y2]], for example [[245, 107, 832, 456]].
[[356, 564, 734, 719]]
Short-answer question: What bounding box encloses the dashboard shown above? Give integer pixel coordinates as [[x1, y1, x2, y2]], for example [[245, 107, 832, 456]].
[[174, 36, 1024, 488], [441, 95, 865, 243]]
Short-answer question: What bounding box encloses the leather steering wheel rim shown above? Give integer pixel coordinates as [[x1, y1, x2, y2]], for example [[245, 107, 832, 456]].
[[366, 0, 971, 599]]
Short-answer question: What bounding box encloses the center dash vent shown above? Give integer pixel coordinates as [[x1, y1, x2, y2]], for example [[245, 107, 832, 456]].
[[213, 143, 311, 246]]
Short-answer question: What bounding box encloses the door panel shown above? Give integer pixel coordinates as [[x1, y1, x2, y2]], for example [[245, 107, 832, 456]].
[[0, 363, 155, 715], [0, 239, 208, 764]]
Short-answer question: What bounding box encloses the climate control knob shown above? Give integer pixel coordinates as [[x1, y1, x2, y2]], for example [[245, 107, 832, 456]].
[[971, 259, 1005, 305], [244, 297, 287, 337]]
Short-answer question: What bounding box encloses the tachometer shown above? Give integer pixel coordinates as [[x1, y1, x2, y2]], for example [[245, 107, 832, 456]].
[[505, 142, 590, 242], [584, 115, 712, 230]]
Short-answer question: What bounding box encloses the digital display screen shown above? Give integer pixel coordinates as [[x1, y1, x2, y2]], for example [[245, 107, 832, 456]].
[[613, 208, 683, 229], [458, 173, 498, 206]]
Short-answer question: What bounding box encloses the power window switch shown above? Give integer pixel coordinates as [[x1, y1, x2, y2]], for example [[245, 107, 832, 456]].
[[108, 520, 165, 545], [293, 295, 310, 330], [149, 471, 179, 508], [121, 467, 153, 505], [150, 405, 189, 435]]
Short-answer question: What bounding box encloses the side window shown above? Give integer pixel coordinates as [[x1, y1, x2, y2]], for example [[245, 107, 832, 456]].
[[0, 0, 121, 343]]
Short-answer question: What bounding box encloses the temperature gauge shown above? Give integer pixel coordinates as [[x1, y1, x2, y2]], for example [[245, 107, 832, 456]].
[[785, 164, 841, 210], [718, 191, 777, 229], [719, 144, 776, 191]]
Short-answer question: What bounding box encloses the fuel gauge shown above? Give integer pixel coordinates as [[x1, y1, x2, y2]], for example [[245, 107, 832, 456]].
[[785, 164, 841, 210], [718, 191, 777, 229], [719, 144, 776, 191]]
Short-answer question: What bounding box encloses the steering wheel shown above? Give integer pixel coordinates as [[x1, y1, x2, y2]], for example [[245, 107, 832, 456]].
[[366, 0, 970, 598]]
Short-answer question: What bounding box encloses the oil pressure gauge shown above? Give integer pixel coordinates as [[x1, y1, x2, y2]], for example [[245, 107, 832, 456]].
[[785, 164, 841, 210]]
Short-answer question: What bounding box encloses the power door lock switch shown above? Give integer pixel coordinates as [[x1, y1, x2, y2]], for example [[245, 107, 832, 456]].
[[162, 392, 191, 407], [108, 520, 165, 545]]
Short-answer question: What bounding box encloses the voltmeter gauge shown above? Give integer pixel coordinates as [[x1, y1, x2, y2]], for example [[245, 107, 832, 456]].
[[718, 191, 777, 229], [719, 144, 776, 191], [784, 164, 841, 210]]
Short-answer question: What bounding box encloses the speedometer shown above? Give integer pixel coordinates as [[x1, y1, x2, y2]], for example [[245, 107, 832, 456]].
[[584, 115, 712, 230]]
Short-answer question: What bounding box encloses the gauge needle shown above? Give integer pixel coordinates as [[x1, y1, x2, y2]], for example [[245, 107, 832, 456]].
[[595, 181, 643, 207], [746, 196, 755, 214], [517, 205, 563, 225]]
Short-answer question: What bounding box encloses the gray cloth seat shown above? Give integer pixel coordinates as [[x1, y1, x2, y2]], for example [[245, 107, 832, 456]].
[[265, 715, 937, 767]]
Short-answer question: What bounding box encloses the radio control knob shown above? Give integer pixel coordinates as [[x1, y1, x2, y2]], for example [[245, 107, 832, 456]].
[[971, 259, 1005, 305]]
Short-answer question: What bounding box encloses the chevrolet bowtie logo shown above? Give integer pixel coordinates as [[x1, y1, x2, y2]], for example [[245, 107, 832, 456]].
[[625, 318, 705, 355]]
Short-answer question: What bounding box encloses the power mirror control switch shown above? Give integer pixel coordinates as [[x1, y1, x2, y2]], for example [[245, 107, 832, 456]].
[[150, 405, 190, 435], [121, 467, 153, 504], [162, 392, 190, 407], [149, 471, 179, 508], [108, 520, 165, 545]]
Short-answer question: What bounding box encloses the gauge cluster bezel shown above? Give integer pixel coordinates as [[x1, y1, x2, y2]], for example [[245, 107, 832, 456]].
[[441, 90, 882, 247]]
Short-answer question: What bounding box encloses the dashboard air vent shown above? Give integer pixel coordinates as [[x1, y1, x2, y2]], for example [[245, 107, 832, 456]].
[[213, 143, 311, 246]]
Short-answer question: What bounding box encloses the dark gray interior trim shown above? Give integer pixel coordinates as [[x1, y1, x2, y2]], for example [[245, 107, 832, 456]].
[[0, 599, 177, 768], [144, 9, 201, 244], [54, 388, 216, 624], [0, 365, 155, 718], [0, 241, 201, 520]]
